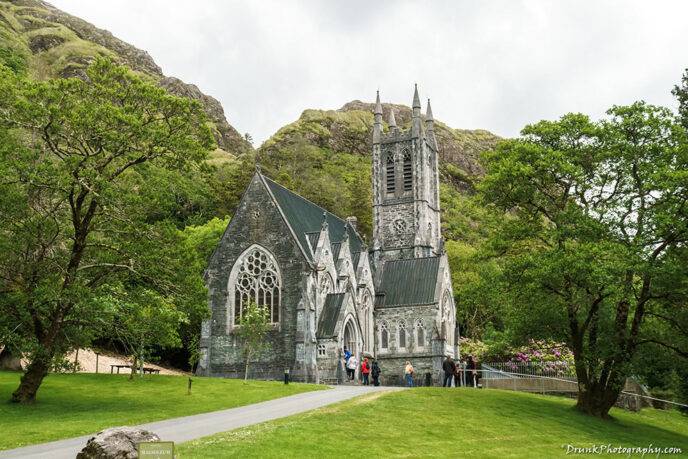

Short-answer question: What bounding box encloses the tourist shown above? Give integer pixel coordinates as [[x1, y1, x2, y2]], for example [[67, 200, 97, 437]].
[[404, 360, 414, 387], [442, 355, 456, 387], [454, 359, 462, 387], [361, 357, 371, 386], [371, 359, 381, 386], [347, 353, 358, 381], [466, 355, 477, 387]]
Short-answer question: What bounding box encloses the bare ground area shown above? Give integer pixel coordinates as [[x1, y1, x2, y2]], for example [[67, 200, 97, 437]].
[[5, 347, 186, 376]]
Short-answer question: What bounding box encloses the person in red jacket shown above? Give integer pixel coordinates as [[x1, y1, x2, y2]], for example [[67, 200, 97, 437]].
[[361, 357, 371, 386]]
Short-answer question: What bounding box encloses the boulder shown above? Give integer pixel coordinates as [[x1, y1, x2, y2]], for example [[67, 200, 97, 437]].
[[76, 427, 160, 459]]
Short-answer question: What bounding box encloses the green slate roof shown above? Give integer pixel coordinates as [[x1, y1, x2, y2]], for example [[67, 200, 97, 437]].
[[317, 293, 346, 338], [376, 257, 441, 307], [262, 175, 363, 262]]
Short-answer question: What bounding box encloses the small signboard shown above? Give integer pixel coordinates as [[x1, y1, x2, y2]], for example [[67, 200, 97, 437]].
[[138, 441, 175, 459]]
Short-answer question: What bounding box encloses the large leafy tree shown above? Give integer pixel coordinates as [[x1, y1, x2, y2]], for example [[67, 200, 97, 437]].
[[0, 58, 214, 403], [480, 103, 688, 417]]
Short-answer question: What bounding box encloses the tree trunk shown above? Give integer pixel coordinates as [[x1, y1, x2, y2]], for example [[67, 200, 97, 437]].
[[576, 385, 622, 418], [129, 355, 137, 381], [244, 350, 251, 382], [0, 346, 23, 371], [10, 355, 50, 404]]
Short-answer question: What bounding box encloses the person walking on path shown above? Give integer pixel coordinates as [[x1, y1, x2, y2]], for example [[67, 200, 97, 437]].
[[404, 361, 414, 387], [361, 357, 371, 386], [442, 355, 456, 387], [347, 354, 358, 382], [371, 359, 381, 386]]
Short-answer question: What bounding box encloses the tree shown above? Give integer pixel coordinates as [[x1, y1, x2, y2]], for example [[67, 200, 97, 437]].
[[237, 302, 271, 382], [0, 58, 214, 403], [672, 68, 688, 130], [479, 103, 688, 418], [105, 287, 186, 379]]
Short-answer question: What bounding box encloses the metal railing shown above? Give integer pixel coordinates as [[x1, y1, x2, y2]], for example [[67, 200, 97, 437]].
[[482, 361, 576, 379], [452, 368, 688, 409]]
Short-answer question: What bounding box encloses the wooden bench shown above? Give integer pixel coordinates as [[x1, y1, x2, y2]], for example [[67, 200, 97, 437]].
[[110, 364, 160, 375]]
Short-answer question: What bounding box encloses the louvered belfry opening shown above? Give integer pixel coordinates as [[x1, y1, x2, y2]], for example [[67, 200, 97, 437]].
[[402, 150, 412, 192], [386, 154, 396, 194]]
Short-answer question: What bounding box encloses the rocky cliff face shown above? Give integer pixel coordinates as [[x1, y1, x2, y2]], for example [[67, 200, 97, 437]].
[[340, 101, 500, 178], [0, 0, 252, 156], [261, 101, 501, 191]]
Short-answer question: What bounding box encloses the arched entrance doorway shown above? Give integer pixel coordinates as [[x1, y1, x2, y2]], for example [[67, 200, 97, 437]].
[[340, 316, 360, 383]]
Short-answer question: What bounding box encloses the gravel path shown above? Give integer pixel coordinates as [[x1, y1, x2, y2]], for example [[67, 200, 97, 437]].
[[0, 385, 401, 459]]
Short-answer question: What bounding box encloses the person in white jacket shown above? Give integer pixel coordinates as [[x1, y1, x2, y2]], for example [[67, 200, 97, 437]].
[[347, 354, 358, 382]]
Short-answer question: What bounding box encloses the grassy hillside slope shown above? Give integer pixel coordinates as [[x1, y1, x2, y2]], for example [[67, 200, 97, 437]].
[[179, 388, 688, 458]]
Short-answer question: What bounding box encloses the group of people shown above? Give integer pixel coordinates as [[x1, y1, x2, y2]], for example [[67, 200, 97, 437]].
[[442, 354, 478, 387], [343, 347, 478, 388], [343, 347, 381, 386]]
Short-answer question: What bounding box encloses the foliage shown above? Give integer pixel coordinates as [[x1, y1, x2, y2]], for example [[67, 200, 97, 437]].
[[237, 302, 272, 382], [479, 103, 688, 417], [0, 58, 214, 403], [178, 388, 688, 458], [0, 372, 323, 450], [673, 67, 688, 130]]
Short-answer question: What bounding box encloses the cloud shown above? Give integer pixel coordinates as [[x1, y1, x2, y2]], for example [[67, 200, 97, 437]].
[[50, 0, 688, 144]]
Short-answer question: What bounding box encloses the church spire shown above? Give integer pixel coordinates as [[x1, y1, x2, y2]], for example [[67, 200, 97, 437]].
[[412, 84, 422, 136], [388, 108, 397, 131], [426, 98, 437, 148], [412, 84, 421, 115], [373, 90, 383, 144], [425, 99, 434, 130]]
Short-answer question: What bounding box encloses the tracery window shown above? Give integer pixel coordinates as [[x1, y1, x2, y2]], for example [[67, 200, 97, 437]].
[[233, 247, 281, 325], [415, 319, 426, 348], [398, 320, 407, 349], [385, 154, 396, 194], [380, 321, 389, 350], [402, 150, 412, 192]]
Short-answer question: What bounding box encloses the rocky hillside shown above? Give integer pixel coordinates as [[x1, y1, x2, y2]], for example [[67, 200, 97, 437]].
[[260, 101, 501, 191], [0, 0, 252, 156]]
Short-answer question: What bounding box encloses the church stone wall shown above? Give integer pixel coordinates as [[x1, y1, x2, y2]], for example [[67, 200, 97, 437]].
[[374, 304, 446, 386], [204, 176, 307, 380]]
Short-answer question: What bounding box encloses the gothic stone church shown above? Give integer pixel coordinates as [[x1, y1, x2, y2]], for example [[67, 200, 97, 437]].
[[198, 86, 458, 385]]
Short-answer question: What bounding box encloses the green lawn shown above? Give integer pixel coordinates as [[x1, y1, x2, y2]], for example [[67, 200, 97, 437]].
[[0, 371, 323, 450], [178, 388, 688, 458]]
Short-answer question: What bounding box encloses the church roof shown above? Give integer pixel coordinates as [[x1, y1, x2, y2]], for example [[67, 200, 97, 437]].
[[261, 174, 364, 263], [375, 257, 441, 307], [317, 293, 346, 338]]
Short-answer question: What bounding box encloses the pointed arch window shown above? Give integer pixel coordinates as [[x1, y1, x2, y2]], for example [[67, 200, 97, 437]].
[[380, 321, 389, 351], [402, 150, 412, 192], [232, 247, 281, 325], [361, 290, 372, 352], [441, 291, 453, 346], [398, 320, 407, 349], [320, 273, 333, 295], [415, 319, 426, 349], [385, 154, 396, 194]]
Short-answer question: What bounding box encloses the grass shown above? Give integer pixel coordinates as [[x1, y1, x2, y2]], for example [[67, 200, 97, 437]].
[[0, 371, 324, 450], [178, 388, 688, 458]]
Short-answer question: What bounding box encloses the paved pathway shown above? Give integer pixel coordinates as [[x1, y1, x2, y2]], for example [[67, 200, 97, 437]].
[[0, 385, 401, 459]]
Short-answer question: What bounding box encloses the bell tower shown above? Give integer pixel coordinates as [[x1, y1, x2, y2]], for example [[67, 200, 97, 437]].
[[371, 85, 441, 263]]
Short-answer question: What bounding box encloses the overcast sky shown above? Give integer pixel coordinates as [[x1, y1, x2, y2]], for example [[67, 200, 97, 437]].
[[50, 0, 688, 145]]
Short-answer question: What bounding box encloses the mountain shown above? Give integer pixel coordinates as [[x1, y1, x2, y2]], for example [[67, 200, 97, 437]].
[[0, 0, 252, 156], [252, 102, 501, 238]]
